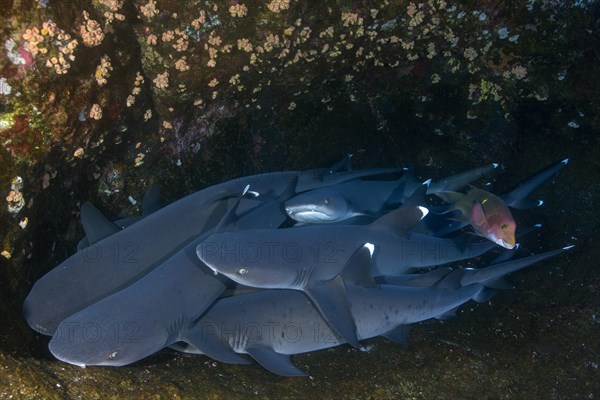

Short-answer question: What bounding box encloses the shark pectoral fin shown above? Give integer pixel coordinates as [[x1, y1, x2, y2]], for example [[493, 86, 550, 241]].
[[246, 346, 308, 377], [305, 276, 362, 350], [141, 184, 162, 215], [382, 325, 411, 345], [80, 202, 122, 244], [184, 322, 251, 365], [341, 245, 377, 287]]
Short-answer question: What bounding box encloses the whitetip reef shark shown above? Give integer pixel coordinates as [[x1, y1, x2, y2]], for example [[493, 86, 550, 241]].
[[25, 164, 402, 336], [284, 163, 498, 224], [196, 184, 499, 349], [47, 180, 300, 367], [179, 245, 572, 376]]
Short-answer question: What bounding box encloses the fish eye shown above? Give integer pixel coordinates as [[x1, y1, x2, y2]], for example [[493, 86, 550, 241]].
[[324, 198, 329, 205], [108, 351, 119, 360], [238, 268, 248, 275], [501, 224, 508, 230]]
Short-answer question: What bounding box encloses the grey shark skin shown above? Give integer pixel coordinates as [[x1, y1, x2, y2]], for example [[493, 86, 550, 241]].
[[188, 245, 571, 376], [48, 178, 299, 367], [284, 164, 497, 224], [196, 188, 496, 348], [198, 197, 427, 349], [48, 243, 236, 368], [28, 167, 394, 336]]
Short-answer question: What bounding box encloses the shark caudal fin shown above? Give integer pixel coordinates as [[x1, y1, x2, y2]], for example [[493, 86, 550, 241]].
[[460, 246, 574, 288], [501, 158, 569, 210], [428, 163, 499, 194]]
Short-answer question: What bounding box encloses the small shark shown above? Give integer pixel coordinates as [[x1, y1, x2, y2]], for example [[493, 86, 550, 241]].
[[186, 245, 572, 376], [284, 164, 498, 224]]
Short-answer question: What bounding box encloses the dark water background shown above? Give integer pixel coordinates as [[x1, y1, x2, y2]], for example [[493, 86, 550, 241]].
[[1, 0, 599, 398]]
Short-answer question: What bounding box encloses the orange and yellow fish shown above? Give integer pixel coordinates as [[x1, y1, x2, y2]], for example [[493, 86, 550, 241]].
[[436, 187, 516, 249]]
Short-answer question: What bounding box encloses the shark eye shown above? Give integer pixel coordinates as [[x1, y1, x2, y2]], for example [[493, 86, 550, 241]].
[[108, 351, 119, 360], [324, 198, 329, 205], [238, 268, 248, 275]]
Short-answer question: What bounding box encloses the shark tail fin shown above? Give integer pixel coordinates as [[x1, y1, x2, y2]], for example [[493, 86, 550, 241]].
[[460, 246, 574, 287], [428, 163, 499, 194], [501, 158, 569, 210]]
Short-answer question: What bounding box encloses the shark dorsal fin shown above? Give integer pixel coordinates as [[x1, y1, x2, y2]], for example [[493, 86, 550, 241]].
[[341, 244, 377, 287], [213, 186, 250, 232], [371, 185, 428, 237], [141, 184, 161, 216], [80, 202, 122, 245]]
